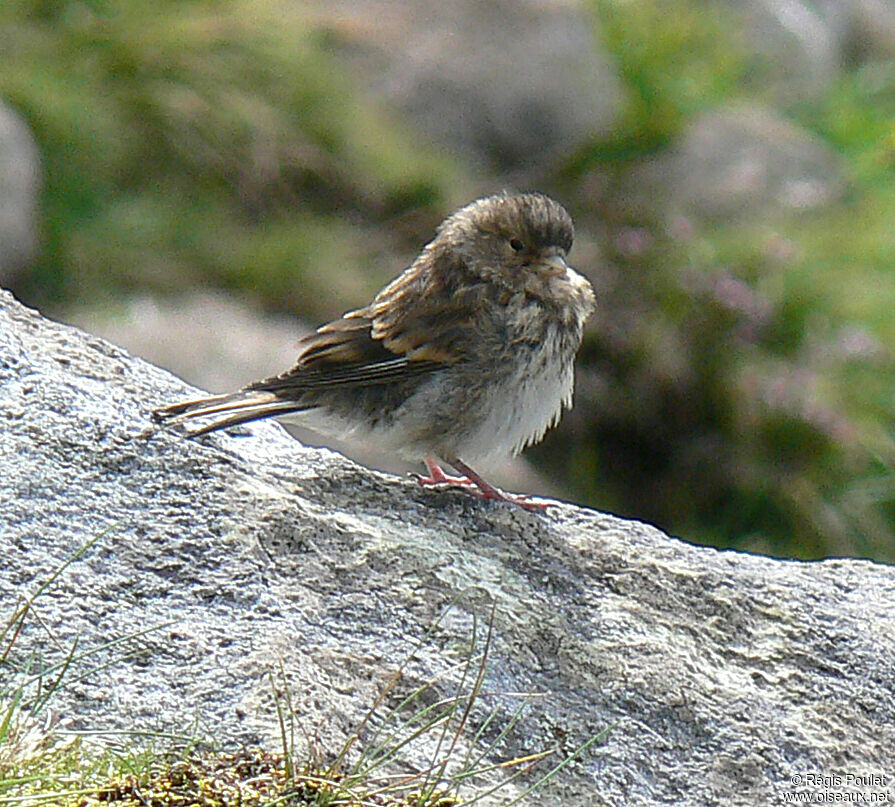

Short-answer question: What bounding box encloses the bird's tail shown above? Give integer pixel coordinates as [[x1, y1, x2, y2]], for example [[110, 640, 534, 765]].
[[153, 390, 307, 437]]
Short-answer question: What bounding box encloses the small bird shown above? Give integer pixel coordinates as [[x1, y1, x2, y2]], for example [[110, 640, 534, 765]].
[[155, 192, 596, 509]]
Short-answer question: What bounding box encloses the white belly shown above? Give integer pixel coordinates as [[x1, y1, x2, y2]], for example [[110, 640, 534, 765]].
[[455, 352, 573, 467]]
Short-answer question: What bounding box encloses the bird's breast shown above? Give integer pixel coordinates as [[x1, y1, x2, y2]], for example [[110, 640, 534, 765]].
[[453, 320, 577, 464]]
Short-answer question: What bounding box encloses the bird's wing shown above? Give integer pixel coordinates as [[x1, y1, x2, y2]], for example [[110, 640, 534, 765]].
[[150, 322, 435, 436], [265, 257, 491, 391], [250, 311, 442, 393], [153, 260, 491, 434], [362, 257, 497, 363]]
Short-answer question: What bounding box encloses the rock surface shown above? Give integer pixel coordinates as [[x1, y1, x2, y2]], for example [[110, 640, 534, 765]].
[[1, 289, 894, 805]]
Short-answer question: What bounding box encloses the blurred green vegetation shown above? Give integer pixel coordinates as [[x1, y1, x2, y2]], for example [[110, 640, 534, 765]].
[[585, 0, 753, 156], [0, 0, 468, 318], [2, 0, 894, 560]]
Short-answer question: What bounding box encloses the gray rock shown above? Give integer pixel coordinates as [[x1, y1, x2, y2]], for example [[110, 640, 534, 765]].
[[1, 289, 893, 805], [620, 104, 846, 223], [721, 0, 849, 98], [849, 0, 895, 57], [308, 0, 622, 173], [719, 0, 895, 94], [0, 101, 40, 284]]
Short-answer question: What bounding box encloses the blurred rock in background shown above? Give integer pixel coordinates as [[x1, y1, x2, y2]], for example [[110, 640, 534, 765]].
[[721, 0, 895, 98], [3, 0, 894, 560], [301, 0, 623, 175], [0, 99, 40, 287], [618, 104, 846, 222], [66, 292, 304, 394]]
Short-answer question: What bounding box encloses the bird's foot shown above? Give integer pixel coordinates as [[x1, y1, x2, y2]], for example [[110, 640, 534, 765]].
[[413, 459, 477, 488], [416, 457, 551, 511]]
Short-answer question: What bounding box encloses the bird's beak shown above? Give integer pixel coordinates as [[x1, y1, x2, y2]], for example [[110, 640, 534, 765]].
[[538, 252, 570, 278]]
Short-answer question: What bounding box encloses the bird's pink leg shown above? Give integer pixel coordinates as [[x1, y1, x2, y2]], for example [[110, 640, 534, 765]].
[[415, 457, 476, 487], [413, 455, 551, 511], [446, 457, 550, 511]]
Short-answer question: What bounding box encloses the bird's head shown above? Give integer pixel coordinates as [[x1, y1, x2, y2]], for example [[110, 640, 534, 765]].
[[434, 192, 576, 287]]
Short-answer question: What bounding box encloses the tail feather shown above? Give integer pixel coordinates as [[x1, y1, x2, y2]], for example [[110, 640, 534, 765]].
[[153, 390, 307, 437]]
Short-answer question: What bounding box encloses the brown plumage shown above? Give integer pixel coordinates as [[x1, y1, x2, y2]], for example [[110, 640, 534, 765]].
[[155, 192, 596, 509]]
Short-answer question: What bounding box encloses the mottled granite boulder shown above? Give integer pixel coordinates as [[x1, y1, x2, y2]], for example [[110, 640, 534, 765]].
[[1, 290, 892, 805]]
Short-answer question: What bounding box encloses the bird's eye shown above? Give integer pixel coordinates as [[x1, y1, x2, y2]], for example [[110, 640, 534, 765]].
[[509, 238, 525, 252]]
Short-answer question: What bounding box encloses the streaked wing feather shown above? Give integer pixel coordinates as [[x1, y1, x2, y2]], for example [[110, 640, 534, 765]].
[[294, 314, 379, 368], [250, 354, 441, 393], [155, 390, 278, 420], [364, 257, 492, 363], [248, 310, 445, 393]]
